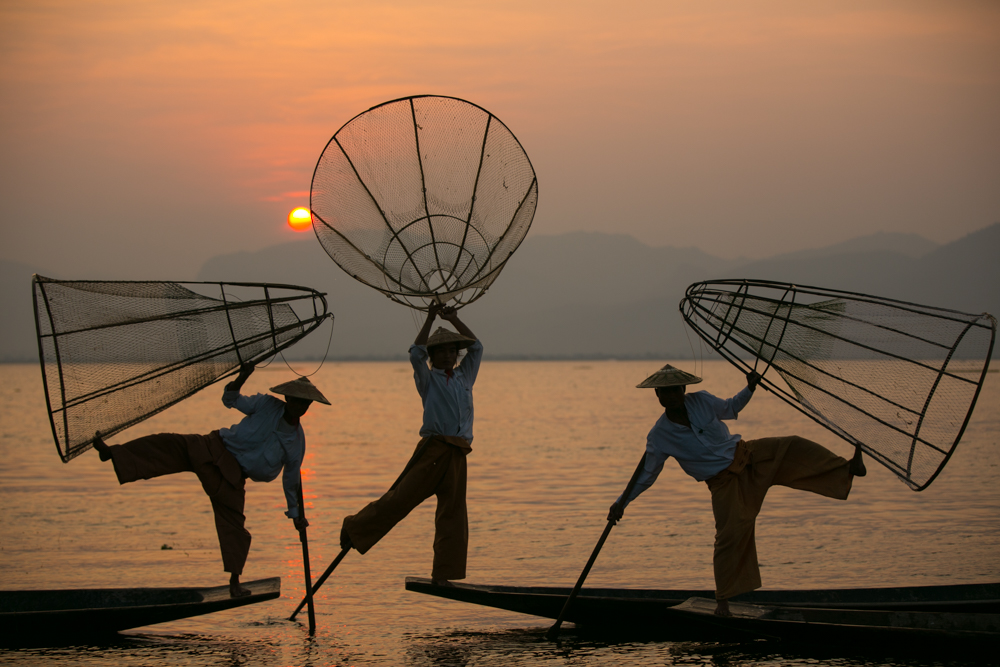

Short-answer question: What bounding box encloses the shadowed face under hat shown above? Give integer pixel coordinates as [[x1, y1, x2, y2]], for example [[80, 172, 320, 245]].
[[426, 326, 476, 351]]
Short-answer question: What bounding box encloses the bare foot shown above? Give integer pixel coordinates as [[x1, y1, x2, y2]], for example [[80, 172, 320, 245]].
[[93, 431, 112, 462], [229, 575, 252, 598], [714, 599, 732, 617], [849, 445, 867, 477], [431, 578, 454, 587]]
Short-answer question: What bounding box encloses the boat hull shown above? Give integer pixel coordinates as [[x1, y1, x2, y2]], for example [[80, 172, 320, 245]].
[[404, 577, 1000, 624], [668, 597, 1000, 655], [405, 579, 1000, 655], [0, 577, 281, 640]]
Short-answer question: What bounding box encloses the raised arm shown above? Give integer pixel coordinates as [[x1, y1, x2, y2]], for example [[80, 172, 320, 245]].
[[225, 362, 255, 393], [439, 306, 477, 341], [414, 303, 444, 346]]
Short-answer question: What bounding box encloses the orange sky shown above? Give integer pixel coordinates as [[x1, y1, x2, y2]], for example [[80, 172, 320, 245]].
[[1, 0, 998, 278]]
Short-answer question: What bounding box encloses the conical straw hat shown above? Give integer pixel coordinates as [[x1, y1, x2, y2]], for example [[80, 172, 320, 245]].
[[270, 376, 331, 405], [636, 364, 703, 389], [426, 327, 476, 350]]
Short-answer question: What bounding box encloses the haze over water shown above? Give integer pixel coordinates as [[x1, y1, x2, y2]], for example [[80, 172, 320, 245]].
[[1, 359, 998, 665]]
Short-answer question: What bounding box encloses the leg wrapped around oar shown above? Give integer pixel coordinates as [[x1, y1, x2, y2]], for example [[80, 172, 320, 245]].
[[341, 437, 469, 581], [106, 431, 251, 586]]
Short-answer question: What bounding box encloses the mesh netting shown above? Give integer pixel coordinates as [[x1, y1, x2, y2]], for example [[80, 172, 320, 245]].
[[680, 280, 996, 490], [33, 276, 330, 463], [310, 95, 538, 309]]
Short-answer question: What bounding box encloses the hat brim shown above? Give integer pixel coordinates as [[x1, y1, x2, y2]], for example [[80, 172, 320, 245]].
[[636, 365, 703, 388], [269, 380, 331, 405], [426, 327, 477, 350]]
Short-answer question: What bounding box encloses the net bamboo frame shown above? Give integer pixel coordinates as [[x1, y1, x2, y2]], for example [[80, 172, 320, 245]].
[[309, 95, 538, 310], [33, 276, 331, 462], [680, 279, 996, 490]]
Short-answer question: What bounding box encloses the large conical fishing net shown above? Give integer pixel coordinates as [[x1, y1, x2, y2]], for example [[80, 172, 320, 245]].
[[33, 276, 331, 463], [310, 95, 538, 309], [681, 279, 996, 490]]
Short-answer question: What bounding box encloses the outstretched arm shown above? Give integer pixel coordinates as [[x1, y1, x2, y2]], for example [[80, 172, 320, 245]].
[[710, 371, 760, 419], [439, 306, 477, 341], [607, 446, 666, 523]]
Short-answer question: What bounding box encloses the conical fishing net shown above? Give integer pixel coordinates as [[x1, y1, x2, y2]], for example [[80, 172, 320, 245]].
[[681, 279, 996, 490], [33, 276, 330, 463], [310, 95, 538, 309]]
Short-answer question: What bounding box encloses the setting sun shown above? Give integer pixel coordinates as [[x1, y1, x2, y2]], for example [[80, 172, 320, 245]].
[[287, 207, 312, 232]]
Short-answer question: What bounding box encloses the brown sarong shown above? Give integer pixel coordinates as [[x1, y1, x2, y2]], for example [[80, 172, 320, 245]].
[[109, 431, 250, 575], [342, 435, 470, 580], [705, 436, 853, 600]]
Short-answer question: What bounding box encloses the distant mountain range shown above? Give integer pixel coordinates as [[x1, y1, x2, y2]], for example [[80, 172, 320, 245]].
[[2, 224, 997, 361]]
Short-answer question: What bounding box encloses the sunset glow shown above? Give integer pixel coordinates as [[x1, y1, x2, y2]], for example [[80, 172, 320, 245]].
[[1, 1, 997, 277], [287, 207, 312, 232]]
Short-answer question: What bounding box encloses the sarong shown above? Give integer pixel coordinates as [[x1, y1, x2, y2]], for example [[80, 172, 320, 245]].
[[705, 436, 853, 600], [109, 431, 250, 575], [342, 435, 470, 580]]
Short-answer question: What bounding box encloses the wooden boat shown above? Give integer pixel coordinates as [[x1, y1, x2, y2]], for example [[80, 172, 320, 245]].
[[667, 597, 1000, 654], [0, 577, 280, 640], [404, 577, 1000, 626]]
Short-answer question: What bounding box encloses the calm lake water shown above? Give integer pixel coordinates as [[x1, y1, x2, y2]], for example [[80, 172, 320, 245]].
[[1, 359, 998, 665]]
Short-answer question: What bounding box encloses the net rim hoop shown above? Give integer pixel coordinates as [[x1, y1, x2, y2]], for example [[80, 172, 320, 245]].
[[308, 94, 538, 310], [679, 278, 997, 491], [687, 278, 998, 328], [32, 276, 331, 463]]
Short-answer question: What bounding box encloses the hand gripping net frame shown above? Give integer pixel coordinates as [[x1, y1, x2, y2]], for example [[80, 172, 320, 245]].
[[32, 276, 331, 463], [310, 95, 538, 310], [680, 279, 996, 491]]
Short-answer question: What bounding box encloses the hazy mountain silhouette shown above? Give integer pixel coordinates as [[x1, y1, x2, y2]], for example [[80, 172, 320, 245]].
[[768, 232, 938, 262], [2, 224, 996, 361]]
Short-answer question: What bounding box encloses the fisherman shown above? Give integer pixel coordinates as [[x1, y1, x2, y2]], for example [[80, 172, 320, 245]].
[[607, 364, 866, 616], [339, 302, 481, 585], [93, 363, 329, 597]]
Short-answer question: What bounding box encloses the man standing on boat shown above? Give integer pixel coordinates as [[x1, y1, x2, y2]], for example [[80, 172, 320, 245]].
[[607, 364, 866, 616], [340, 302, 481, 585], [93, 364, 330, 597]]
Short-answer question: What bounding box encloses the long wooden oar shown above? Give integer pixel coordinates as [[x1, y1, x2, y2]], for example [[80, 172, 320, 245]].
[[290, 438, 435, 618], [289, 546, 349, 622], [294, 476, 317, 634], [546, 453, 648, 640]]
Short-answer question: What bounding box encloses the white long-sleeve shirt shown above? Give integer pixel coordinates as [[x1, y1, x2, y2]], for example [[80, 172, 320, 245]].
[[623, 386, 754, 506], [410, 340, 484, 443], [219, 390, 305, 518]]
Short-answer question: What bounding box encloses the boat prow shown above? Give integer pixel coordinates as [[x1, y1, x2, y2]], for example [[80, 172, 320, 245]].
[[405, 578, 1000, 655], [669, 596, 1000, 653], [1, 576, 281, 641]]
